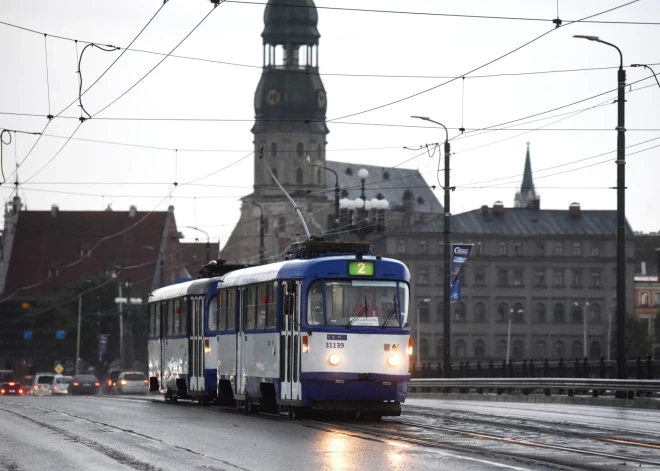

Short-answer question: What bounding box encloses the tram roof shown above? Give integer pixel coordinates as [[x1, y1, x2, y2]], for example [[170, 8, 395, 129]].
[[148, 277, 221, 302]]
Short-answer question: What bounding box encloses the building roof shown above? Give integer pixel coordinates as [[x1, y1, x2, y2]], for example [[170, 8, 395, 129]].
[[178, 242, 213, 278], [325, 161, 443, 214], [1, 207, 171, 299], [262, 0, 320, 45], [407, 206, 634, 237]]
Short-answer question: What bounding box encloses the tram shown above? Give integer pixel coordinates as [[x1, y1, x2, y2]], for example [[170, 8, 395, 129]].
[[147, 239, 411, 418]]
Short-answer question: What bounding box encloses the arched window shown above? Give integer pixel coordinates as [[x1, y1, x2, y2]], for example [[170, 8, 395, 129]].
[[590, 303, 601, 323], [420, 338, 429, 359], [513, 340, 524, 361], [278, 217, 286, 233], [590, 340, 601, 360], [571, 303, 583, 323], [474, 339, 485, 359], [535, 303, 546, 323], [572, 341, 583, 359], [419, 301, 429, 323], [436, 302, 443, 322], [496, 339, 507, 358], [296, 142, 304, 158], [552, 340, 565, 359], [474, 303, 486, 322], [455, 339, 466, 358], [553, 303, 565, 323], [296, 168, 303, 184], [270, 142, 278, 158], [497, 302, 508, 322], [534, 340, 546, 359], [454, 302, 466, 321], [512, 302, 524, 323]]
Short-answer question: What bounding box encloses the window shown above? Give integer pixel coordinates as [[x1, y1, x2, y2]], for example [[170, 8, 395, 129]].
[[296, 168, 303, 184], [208, 296, 218, 331], [496, 340, 507, 358], [590, 341, 602, 360], [589, 303, 601, 323], [572, 242, 582, 257], [591, 271, 601, 287], [474, 339, 486, 359], [455, 339, 466, 358], [554, 242, 563, 256], [512, 302, 524, 322], [257, 284, 268, 329], [226, 290, 235, 330], [246, 286, 257, 329], [535, 270, 546, 286], [552, 340, 565, 359], [308, 281, 323, 325], [474, 302, 486, 322], [174, 300, 182, 335], [498, 269, 508, 286], [591, 242, 600, 256], [474, 269, 485, 286], [513, 340, 524, 361], [572, 341, 583, 359], [655, 292, 660, 306], [640, 291, 650, 306], [272, 167, 278, 180], [267, 282, 277, 327], [535, 303, 546, 323], [155, 303, 161, 336], [553, 270, 564, 286], [475, 241, 484, 255], [48, 267, 59, 277], [418, 240, 428, 254], [513, 242, 522, 256], [436, 267, 443, 285], [571, 303, 583, 323], [497, 302, 508, 322], [316, 168, 321, 185], [536, 240, 545, 255], [535, 340, 546, 359], [454, 302, 466, 321], [513, 270, 523, 286], [278, 217, 286, 233], [499, 242, 507, 255], [296, 142, 304, 158], [167, 301, 174, 336], [419, 300, 430, 323], [397, 240, 406, 254], [218, 291, 228, 330], [572, 270, 583, 288], [270, 142, 278, 158], [553, 303, 565, 323], [149, 305, 155, 337], [418, 268, 429, 285], [420, 338, 429, 359]]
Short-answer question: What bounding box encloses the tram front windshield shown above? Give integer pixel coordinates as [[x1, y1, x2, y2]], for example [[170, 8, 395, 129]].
[[307, 280, 409, 328]]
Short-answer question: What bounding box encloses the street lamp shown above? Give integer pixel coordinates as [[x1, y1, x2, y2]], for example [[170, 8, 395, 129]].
[[506, 308, 523, 363], [141, 245, 164, 287], [306, 156, 340, 240], [247, 201, 266, 265], [574, 301, 590, 358], [574, 35, 626, 381], [186, 226, 211, 264], [411, 115, 451, 377], [338, 168, 389, 240]]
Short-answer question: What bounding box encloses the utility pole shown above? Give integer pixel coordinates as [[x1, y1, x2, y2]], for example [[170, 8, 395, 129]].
[[75, 295, 82, 375], [118, 283, 123, 369], [96, 296, 101, 373], [125, 279, 133, 370]]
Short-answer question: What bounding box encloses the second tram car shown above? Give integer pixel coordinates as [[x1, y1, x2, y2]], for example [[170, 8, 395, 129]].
[[148, 240, 411, 417]]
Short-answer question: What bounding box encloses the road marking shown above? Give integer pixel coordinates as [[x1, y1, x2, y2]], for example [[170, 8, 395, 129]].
[[600, 438, 660, 450]]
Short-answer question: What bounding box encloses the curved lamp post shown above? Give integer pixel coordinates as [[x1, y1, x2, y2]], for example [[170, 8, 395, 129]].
[[338, 168, 389, 240], [186, 226, 211, 264]]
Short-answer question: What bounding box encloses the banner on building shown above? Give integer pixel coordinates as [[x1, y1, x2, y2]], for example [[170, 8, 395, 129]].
[[450, 244, 473, 303]]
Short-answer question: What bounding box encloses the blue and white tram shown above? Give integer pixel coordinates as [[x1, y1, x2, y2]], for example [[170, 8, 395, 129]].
[[148, 243, 412, 417]]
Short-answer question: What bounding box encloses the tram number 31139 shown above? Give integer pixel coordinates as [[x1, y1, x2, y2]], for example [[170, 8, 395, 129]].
[[326, 342, 345, 348]]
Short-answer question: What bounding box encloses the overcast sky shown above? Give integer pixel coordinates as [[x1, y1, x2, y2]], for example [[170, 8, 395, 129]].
[[0, 0, 658, 249]]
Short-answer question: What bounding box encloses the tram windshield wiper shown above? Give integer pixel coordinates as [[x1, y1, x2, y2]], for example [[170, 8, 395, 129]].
[[346, 295, 369, 328], [381, 293, 399, 328]]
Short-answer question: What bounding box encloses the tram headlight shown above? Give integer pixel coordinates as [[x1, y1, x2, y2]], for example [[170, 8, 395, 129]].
[[387, 355, 399, 367], [328, 353, 341, 366]]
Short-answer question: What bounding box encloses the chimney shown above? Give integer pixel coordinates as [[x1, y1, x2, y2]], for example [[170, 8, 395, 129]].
[[493, 201, 504, 214], [129, 205, 137, 218], [569, 202, 581, 216], [480, 205, 489, 214], [51, 204, 59, 217]]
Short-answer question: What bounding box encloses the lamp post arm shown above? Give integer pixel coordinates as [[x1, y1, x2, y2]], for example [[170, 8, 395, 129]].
[[595, 39, 623, 69], [632, 64, 660, 90]]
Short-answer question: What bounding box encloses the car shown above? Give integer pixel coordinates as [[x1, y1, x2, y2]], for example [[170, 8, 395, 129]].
[[0, 380, 25, 396], [102, 370, 123, 395], [68, 374, 101, 395], [50, 376, 72, 395], [115, 372, 149, 395], [31, 373, 60, 396]]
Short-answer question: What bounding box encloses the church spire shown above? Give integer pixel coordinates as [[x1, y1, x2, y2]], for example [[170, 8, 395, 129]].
[[514, 142, 540, 208]]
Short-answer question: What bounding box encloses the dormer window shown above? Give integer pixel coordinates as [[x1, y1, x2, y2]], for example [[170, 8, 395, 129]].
[[48, 267, 59, 277]]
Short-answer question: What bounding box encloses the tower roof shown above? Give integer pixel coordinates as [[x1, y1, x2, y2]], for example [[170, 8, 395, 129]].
[[263, 0, 320, 45], [521, 142, 536, 198]]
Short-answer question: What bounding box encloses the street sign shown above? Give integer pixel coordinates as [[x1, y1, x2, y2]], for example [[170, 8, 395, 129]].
[[56, 330, 66, 340], [54, 364, 64, 374], [23, 330, 32, 340], [114, 297, 143, 305], [99, 334, 109, 358]]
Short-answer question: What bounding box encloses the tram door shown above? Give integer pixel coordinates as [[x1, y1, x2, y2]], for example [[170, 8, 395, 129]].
[[235, 287, 246, 397], [189, 298, 204, 393], [159, 302, 166, 391], [280, 281, 301, 401]]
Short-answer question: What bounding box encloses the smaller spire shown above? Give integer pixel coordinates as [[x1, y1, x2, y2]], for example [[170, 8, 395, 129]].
[[514, 142, 540, 208]]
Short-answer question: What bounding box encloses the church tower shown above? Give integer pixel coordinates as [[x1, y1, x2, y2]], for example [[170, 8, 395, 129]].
[[514, 142, 540, 209], [253, 0, 329, 197]]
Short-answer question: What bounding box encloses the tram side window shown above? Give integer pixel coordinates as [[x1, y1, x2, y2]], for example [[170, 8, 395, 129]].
[[246, 286, 257, 330], [174, 300, 182, 335], [267, 282, 278, 328], [227, 290, 235, 330], [257, 284, 268, 329], [308, 281, 323, 325], [155, 303, 161, 336], [149, 305, 155, 336], [209, 295, 218, 331], [217, 291, 227, 330], [167, 301, 174, 336]]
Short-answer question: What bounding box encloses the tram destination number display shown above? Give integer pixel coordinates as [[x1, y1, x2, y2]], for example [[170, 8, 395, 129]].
[[348, 261, 374, 276]]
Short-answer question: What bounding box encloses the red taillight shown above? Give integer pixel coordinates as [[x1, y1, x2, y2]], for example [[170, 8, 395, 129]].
[[144, 380, 148, 385], [107, 379, 112, 386], [73, 382, 79, 386], [94, 382, 100, 387]]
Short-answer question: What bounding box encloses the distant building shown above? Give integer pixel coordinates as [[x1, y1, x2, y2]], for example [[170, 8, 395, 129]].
[[633, 236, 659, 358], [514, 142, 540, 209]]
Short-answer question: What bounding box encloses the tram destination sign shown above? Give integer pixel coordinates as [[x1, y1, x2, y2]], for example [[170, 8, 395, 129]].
[[348, 261, 374, 276]]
